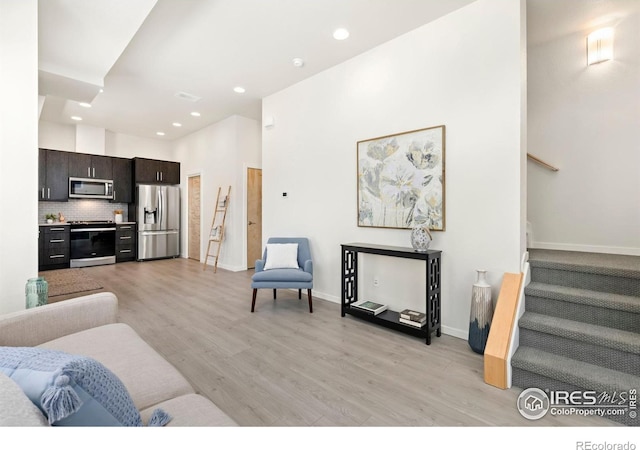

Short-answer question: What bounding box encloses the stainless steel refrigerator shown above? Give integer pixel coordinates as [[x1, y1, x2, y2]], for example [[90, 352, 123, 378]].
[[136, 184, 180, 260]]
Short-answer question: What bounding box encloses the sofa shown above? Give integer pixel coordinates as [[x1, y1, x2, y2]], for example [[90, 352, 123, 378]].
[[0, 292, 237, 427]]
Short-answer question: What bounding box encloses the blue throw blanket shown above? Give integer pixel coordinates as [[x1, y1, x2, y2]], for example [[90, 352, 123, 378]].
[[0, 346, 171, 426]]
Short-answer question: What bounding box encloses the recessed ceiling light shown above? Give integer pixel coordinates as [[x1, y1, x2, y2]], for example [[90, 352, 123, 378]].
[[99, 88, 104, 93], [190, 112, 201, 117], [333, 28, 350, 40], [233, 86, 246, 94], [71, 116, 82, 121], [172, 122, 182, 127], [292, 58, 305, 68], [156, 132, 165, 136], [78, 102, 92, 108]]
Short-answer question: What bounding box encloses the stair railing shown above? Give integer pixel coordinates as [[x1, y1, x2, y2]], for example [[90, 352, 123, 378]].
[[484, 258, 528, 389], [527, 153, 559, 171]]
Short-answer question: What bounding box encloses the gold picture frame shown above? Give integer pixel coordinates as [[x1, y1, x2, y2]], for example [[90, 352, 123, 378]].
[[357, 125, 445, 230]]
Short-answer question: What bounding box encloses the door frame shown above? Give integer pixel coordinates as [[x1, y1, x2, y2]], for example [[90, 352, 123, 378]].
[[187, 172, 202, 262], [244, 164, 262, 269]]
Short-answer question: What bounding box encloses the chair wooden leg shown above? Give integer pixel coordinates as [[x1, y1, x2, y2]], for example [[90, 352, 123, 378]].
[[273, 289, 277, 299], [307, 289, 313, 313], [251, 289, 257, 312], [298, 289, 301, 299]]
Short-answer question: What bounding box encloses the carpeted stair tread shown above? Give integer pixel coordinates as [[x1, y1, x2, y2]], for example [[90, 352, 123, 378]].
[[525, 282, 640, 313], [528, 249, 640, 279], [519, 312, 640, 355], [512, 346, 640, 392]]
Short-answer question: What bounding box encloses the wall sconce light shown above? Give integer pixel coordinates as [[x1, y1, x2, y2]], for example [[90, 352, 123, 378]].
[[587, 28, 613, 65]]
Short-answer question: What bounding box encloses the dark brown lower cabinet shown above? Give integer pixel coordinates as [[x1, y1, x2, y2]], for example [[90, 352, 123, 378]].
[[116, 223, 137, 262], [39, 225, 70, 271]]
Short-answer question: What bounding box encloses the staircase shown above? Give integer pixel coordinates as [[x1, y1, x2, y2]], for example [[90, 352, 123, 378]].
[[512, 249, 640, 426]]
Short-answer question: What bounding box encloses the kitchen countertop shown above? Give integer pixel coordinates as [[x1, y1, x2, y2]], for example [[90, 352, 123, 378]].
[[38, 221, 137, 226], [39, 222, 70, 226]]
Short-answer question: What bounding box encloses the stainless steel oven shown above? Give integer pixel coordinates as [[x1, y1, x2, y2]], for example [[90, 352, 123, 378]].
[[69, 221, 116, 268]]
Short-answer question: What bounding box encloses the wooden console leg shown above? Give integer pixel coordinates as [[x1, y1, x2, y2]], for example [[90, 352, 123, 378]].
[[251, 289, 257, 312], [307, 289, 313, 313]]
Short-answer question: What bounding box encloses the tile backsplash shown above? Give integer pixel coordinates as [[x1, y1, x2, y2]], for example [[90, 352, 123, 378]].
[[39, 200, 130, 223]]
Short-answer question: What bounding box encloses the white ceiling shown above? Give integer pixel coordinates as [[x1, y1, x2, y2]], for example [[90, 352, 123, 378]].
[[38, 0, 475, 140], [527, 0, 640, 46], [39, 0, 635, 142]]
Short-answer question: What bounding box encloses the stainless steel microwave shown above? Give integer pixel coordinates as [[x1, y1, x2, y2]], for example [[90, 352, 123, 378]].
[[69, 177, 114, 199]]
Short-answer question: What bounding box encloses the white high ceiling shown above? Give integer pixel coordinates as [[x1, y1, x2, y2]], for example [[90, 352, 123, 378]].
[[527, 0, 640, 45], [38, 0, 475, 140], [39, 0, 635, 142]]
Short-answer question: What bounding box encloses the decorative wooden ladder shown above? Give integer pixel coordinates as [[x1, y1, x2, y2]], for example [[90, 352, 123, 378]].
[[203, 186, 231, 273]]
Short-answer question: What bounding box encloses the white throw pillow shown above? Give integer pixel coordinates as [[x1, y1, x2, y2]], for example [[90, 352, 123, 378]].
[[263, 243, 299, 270]]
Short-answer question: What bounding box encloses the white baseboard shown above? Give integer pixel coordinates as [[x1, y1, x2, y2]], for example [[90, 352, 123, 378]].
[[441, 326, 467, 340], [214, 262, 246, 272], [532, 241, 640, 256], [196, 258, 246, 272]]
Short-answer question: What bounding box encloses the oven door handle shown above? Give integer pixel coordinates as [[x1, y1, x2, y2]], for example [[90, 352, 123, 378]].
[[71, 227, 117, 233]]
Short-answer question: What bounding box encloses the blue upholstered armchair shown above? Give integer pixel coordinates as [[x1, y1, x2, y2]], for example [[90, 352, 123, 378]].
[[251, 237, 313, 313]]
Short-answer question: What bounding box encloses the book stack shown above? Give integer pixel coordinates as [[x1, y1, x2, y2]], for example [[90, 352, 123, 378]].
[[399, 309, 426, 328], [352, 300, 388, 315]]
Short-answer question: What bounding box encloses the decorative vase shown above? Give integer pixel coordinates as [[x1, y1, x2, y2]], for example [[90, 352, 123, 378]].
[[410, 224, 432, 252], [115, 213, 123, 223], [25, 277, 48, 309], [468, 269, 493, 354]]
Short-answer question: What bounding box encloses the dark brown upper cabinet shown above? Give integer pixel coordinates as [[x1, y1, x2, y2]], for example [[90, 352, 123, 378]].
[[38, 149, 69, 202], [68, 153, 113, 180], [133, 157, 180, 185], [111, 157, 133, 203]]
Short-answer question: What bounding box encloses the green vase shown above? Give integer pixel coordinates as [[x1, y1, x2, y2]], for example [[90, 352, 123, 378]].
[[25, 277, 48, 309]]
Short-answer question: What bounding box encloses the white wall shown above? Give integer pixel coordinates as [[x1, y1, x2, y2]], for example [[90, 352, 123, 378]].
[[262, 0, 526, 338], [38, 120, 173, 160], [0, 0, 39, 314], [173, 115, 261, 270], [76, 124, 106, 155], [528, 8, 640, 255], [105, 131, 173, 160], [39, 121, 75, 150]]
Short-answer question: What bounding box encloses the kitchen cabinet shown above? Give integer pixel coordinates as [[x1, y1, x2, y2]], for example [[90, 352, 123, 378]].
[[115, 223, 136, 262], [161, 160, 180, 184], [39, 225, 70, 271], [38, 149, 69, 201], [133, 157, 180, 184], [111, 157, 133, 203], [68, 153, 113, 180]]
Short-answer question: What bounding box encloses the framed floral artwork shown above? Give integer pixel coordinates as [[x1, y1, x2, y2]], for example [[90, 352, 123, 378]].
[[357, 125, 445, 230]]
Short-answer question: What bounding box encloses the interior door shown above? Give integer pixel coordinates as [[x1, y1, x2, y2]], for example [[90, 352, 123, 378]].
[[247, 168, 262, 268], [188, 175, 201, 261]]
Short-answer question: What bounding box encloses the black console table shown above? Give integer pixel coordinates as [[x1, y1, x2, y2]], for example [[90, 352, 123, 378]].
[[341, 243, 442, 345]]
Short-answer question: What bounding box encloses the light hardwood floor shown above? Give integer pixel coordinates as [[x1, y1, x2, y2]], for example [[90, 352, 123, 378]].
[[64, 258, 616, 427]]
